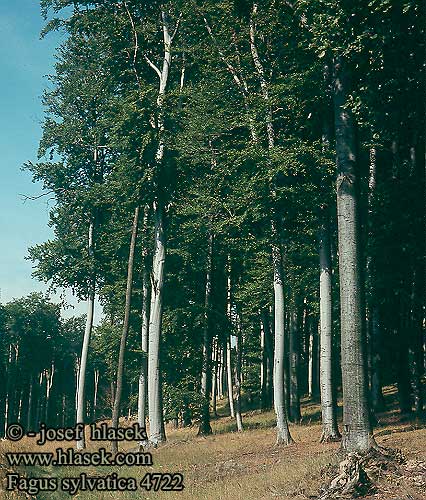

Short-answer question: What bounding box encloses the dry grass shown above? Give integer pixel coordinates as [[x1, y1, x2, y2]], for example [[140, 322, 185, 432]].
[[1, 388, 426, 500]]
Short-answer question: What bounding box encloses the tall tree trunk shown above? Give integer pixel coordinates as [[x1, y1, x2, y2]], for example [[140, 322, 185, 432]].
[[308, 317, 320, 401], [272, 239, 294, 445], [111, 206, 140, 453], [93, 369, 99, 421], [319, 210, 341, 442], [250, 5, 292, 444], [334, 56, 374, 453], [138, 206, 150, 448], [45, 363, 55, 423], [198, 234, 213, 436], [367, 147, 385, 412], [289, 304, 301, 423], [211, 337, 218, 417], [410, 140, 425, 417], [218, 344, 224, 400], [27, 375, 33, 431], [148, 202, 166, 446], [226, 337, 235, 418], [146, 8, 178, 448], [76, 221, 95, 450], [226, 257, 236, 419], [234, 312, 244, 432]]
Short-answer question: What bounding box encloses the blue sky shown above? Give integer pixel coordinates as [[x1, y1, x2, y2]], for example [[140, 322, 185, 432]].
[[0, 2, 87, 316]]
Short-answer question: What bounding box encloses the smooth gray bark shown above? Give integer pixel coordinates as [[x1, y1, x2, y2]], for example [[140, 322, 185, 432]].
[[226, 258, 235, 419], [272, 240, 294, 445], [76, 221, 95, 450], [334, 56, 374, 453], [146, 9, 179, 447], [93, 369, 99, 421], [226, 337, 235, 418], [307, 318, 320, 401], [319, 213, 341, 441], [218, 345, 224, 400], [211, 337, 218, 416], [234, 312, 244, 432], [198, 234, 213, 436], [112, 206, 139, 454], [250, 6, 293, 444], [138, 206, 150, 447], [260, 314, 268, 409], [148, 202, 166, 446]]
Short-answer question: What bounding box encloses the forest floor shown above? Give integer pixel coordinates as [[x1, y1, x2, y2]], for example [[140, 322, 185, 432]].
[[1, 386, 426, 500]]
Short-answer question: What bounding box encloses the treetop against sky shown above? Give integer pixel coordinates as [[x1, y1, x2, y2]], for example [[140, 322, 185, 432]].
[[0, 2, 86, 317]]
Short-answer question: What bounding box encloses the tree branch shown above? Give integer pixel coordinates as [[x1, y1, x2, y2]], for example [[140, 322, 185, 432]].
[[171, 12, 183, 41], [144, 54, 162, 79], [202, 14, 246, 95], [123, 1, 141, 88]]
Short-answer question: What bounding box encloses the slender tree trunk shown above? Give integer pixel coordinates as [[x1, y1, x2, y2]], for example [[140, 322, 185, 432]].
[[45, 363, 54, 423], [272, 239, 294, 445], [226, 257, 236, 419], [308, 322, 314, 399], [62, 395, 66, 427], [17, 388, 23, 424], [198, 234, 213, 436], [112, 206, 140, 453], [138, 206, 150, 448], [218, 345, 224, 400], [110, 380, 116, 413], [249, 7, 292, 444], [76, 221, 95, 450], [308, 318, 320, 401], [146, 9, 179, 448], [367, 146, 385, 412], [148, 202, 166, 446], [410, 141, 425, 417], [334, 56, 374, 453], [93, 369, 99, 421], [211, 337, 218, 417], [319, 211, 341, 441], [27, 375, 33, 431], [288, 304, 301, 423], [234, 312, 244, 432], [225, 338, 234, 418]]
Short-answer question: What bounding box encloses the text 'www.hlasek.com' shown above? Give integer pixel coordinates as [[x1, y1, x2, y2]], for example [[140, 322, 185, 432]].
[[4, 423, 184, 496]]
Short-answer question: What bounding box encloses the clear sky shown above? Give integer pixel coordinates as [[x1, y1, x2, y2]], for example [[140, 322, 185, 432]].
[[0, 1, 88, 317]]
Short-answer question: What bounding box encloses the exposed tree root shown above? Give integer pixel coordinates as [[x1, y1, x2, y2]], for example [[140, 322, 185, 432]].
[[318, 446, 405, 499], [320, 431, 342, 443]]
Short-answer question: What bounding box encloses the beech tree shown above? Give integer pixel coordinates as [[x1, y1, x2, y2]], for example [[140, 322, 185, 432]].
[[18, 0, 424, 472]]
